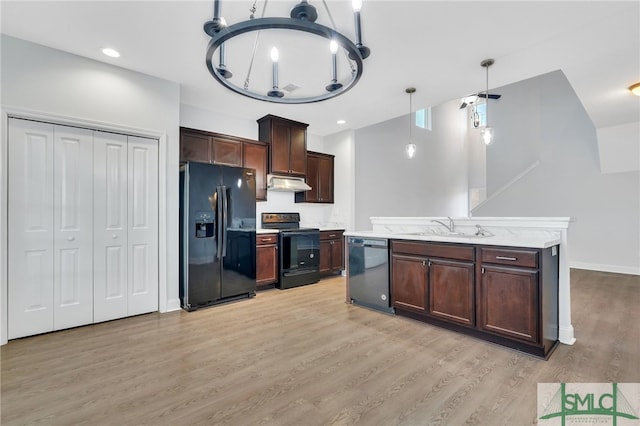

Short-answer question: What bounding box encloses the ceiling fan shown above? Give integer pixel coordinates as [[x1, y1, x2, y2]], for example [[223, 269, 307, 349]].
[[460, 58, 502, 109], [459, 92, 502, 109]]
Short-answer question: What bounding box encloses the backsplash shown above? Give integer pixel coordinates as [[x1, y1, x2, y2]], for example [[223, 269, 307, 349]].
[[255, 191, 345, 229]]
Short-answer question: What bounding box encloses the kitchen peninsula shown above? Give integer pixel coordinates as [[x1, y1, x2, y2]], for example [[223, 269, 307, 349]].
[[345, 217, 573, 359]]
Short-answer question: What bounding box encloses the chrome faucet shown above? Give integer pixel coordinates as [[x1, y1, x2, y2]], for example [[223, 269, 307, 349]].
[[431, 217, 454, 233]]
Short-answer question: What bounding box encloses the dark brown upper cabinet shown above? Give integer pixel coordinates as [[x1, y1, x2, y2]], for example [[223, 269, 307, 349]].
[[243, 141, 268, 201], [257, 115, 308, 177], [295, 151, 334, 203], [179, 127, 268, 201]]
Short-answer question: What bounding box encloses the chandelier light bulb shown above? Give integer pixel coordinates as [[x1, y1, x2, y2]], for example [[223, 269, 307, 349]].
[[270, 47, 279, 63], [329, 40, 338, 54], [352, 0, 362, 12]]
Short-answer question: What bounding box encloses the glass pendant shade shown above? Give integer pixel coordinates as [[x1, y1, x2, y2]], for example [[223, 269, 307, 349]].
[[406, 143, 417, 158], [482, 127, 494, 145], [405, 87, 416, 159]]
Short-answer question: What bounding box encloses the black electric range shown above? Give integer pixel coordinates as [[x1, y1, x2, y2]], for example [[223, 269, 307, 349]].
[[261, 213, 320, 289]]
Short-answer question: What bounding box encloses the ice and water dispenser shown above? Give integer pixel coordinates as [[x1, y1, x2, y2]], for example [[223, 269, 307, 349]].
[[195, 212, 214, 238]]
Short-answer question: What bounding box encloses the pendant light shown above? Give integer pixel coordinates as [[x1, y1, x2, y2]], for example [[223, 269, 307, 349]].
[[480, 58, 495, 145], [405, 87, 417, 159]]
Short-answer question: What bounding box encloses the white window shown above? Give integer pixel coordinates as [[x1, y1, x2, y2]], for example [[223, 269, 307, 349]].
[[415, 107, 432, 130]]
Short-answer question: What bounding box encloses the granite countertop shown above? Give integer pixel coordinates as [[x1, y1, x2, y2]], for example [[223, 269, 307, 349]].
[[343, 230, 560, 249]]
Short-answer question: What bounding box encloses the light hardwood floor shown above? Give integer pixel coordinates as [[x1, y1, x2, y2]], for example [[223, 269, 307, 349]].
[[2, 269, 639, 425]]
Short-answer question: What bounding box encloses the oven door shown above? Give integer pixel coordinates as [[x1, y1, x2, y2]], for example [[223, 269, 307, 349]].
[[279, 231, 320, 289]]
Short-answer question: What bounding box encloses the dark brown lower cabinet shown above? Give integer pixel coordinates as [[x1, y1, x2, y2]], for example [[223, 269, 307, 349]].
[[256, 233, 278, 289], [478, 265, 538, 343], [319, 230, 345, 276], [390, 240, 559, 359], [428, 258, 475, 326], [391, 254, 427, 312]]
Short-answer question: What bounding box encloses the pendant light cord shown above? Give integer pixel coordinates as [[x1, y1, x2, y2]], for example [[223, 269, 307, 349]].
[[409, 91, 413, 142], [485, 63, 489, 127]]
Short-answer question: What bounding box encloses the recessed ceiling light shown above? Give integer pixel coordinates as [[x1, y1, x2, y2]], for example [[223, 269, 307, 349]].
[[337, 119, 346, 125], [101, 47, 120, 58], [629, 82, 640, 96]]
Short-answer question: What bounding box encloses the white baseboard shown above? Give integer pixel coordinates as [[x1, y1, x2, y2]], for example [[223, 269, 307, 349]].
[[570, 262, 640, 276], [165, 298, 182, 312]]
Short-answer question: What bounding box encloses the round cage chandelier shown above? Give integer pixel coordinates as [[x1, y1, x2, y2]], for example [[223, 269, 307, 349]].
[[203, 0, 371, 104]]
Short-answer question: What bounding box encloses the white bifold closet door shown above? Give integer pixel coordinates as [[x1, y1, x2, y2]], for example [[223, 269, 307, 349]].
[[8, 119, 94, 338], [93, 132, 158, 322], [8, 118, 159, 339]]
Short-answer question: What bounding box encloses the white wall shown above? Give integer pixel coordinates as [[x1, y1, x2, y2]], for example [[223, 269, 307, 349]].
[[1, 35, 181, 343], [597, 122, 640, 174], [353, 99, 470, 230], [473, 70, 640, 274]]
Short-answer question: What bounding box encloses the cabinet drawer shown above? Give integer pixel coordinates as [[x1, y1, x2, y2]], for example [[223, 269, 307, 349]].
[[320, 230, 343, 240], [256, 234, 278, 245], [391, 240, 474, 261], [481, 247, 538, 268]]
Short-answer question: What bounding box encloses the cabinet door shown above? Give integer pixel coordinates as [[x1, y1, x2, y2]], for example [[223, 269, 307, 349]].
[[319, 240, 332, 274], [270, 121, 291, 174], [478, 265, 539, 343], [317, 156, 333, 203], [243, 142, 268, 201], [289, 125, 307, 176], [305, 154, 319, 202], [8, 119, 55, 339], [256, 244, 278, 285], [391, 255, 427, 312], [212, 136, 242, 167], [428, 259, 474, 326], [331, 238, 344, 271], [180, 131, 211, 163]]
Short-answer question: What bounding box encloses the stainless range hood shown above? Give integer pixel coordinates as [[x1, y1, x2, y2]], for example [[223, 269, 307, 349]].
[[267, 174, 312, 192]]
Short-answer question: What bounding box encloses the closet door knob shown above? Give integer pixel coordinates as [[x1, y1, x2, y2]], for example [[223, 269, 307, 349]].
[[67, 236, 75, 242], [112, 234, 118, 239]]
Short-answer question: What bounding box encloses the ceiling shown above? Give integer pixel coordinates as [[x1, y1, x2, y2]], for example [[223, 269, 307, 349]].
[[1, 1, 639, 136]]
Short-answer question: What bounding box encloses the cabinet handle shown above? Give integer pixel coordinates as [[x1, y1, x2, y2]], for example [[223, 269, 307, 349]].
[[329, 234, 336, 237], [260, 238, 271, 242], [428, 260, 432, 267], [422, 260, 426, 267], [482, 267, 485, 274], [495, 256, 517, 261]]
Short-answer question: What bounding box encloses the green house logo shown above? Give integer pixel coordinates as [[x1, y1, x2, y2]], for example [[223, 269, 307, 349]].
[[539, 383, 640, 426]]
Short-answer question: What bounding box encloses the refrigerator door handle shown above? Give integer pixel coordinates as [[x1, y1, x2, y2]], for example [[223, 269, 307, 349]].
[[216, 186, 223, 260], [221, 186, 228, 257]]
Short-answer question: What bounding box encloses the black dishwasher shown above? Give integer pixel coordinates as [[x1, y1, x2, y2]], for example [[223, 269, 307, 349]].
[[347, 237, 394, 314]]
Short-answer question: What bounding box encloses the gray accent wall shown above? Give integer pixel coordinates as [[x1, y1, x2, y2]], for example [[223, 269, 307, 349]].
[[473, 70, 640, 273], [354, 99, 469, 230]]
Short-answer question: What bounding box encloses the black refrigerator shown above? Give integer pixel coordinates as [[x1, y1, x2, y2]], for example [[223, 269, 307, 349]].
[[179, 162, 257, 311]]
